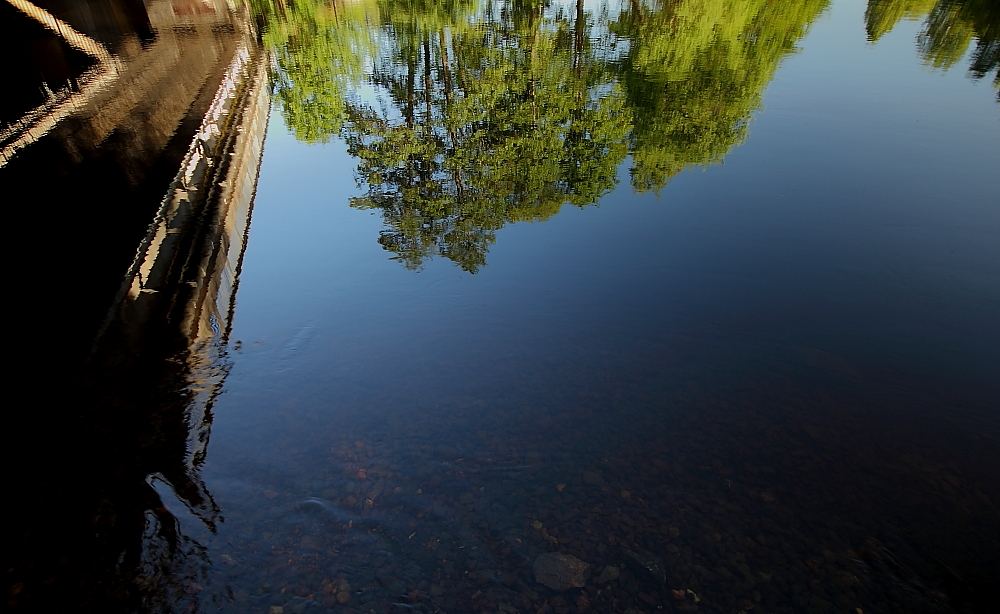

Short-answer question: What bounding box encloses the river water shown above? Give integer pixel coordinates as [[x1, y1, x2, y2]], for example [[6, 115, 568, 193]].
[[3, 0, 998, 613]]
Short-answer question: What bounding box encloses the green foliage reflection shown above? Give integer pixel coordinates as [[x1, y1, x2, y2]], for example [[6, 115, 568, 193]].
[[255, 0, 828, 271], [341, 0, 632, 271], [866, 0, 1000, 96], [253, 0, 378, 142], [613, 0, 828, 192]]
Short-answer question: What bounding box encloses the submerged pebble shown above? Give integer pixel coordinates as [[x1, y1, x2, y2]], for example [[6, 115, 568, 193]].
[[623, 549, 666, 585], [534, 553, 591, 591], [596, 565, 621, 584]]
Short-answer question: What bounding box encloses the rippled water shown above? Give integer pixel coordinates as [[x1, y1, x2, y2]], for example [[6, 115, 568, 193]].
[[3, 0, 999, 613]]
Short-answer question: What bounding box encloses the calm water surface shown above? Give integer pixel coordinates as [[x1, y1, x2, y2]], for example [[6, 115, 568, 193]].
[[3, 0, 999, 612]]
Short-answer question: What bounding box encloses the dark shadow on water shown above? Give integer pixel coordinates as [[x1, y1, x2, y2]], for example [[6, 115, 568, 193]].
[[1, 0, 267, 609]]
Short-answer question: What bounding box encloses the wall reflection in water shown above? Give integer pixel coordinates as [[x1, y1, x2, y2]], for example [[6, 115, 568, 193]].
[[2, 0, 266, 610]]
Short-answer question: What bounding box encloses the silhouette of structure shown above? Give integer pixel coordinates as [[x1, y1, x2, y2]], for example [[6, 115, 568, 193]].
[[1, 0, 269, 610]]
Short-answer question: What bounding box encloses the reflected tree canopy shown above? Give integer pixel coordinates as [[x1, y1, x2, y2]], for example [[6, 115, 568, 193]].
[[252, 0, 379, 141], [343, 0, 631, 271], [865, 0, 1000, 96], [613, 0, 828, 192], [255, 0, 829, 271]]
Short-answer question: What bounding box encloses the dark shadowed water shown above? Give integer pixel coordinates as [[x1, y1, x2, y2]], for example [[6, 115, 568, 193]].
[[3, 0, 999, 613]]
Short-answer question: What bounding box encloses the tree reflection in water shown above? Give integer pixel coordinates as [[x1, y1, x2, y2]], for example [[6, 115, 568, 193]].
[[260, 0, 1000, 272], [866, 0, 1000, 94], [259, 0, 831, 272]]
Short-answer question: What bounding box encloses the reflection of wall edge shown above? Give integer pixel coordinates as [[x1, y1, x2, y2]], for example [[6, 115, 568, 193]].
[[1, 0, 246, 168], [91, 32, 271, 491], [100, 38, 269, 351], [185, 49, 271, 349], [0, 0, 122, 165], [182, 50, 271, 478]]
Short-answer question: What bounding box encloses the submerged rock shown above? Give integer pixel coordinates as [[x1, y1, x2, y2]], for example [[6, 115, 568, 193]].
[[596, 565, 621, 584], [623, 549, 666, 585], [533, 553, 591, 591]]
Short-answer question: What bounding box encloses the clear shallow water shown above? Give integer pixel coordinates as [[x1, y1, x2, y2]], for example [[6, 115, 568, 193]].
[[195, 0, 1000, 612], [3, 0, 999, 612]]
